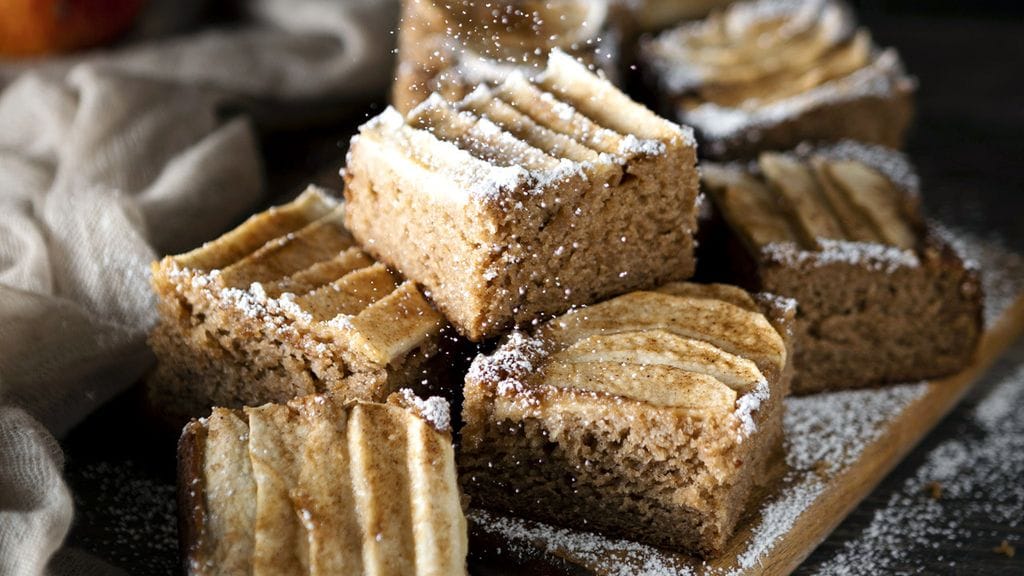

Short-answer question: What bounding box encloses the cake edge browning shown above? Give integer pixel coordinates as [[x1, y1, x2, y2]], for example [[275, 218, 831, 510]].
[[177, 420, 209, 576]]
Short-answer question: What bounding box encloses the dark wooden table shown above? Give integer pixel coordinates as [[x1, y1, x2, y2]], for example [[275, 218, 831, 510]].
[[60, 12, 1024, 575]]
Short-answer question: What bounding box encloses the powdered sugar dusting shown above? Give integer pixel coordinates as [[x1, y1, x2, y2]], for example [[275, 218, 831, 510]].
[[472, 380, 931, 575], [470, 508, 697, 576], [761, 238, 920, 273], [733, 477, 824, 572], [937, 227, 1024, 327], [398, 388, 452, 432], [69, 461, 178, 573], [813, 363, 1024, 575], [467, 330, 547, 398], [734, 378, 770, 440], [217, 282, 313, 325], [755, 292, 798, 317], [732, 382, 928, 570], [785, 383, 929, 474], [618, 134, 667, 157]]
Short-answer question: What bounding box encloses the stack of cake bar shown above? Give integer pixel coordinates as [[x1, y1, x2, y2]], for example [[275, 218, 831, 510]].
[[149, 1, 984, 572]]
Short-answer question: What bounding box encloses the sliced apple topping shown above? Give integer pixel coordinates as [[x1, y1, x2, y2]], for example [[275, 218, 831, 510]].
[[655, 282, 759, 312], [705, 151, 919, 256], [551, 330, 765, 395], [821, 159, 918, 250], [656, 0, 872, 108], [543, 361, 737, 411], [760, 152, 844, 249], [706, 169, 801, 250], [540, 291, 787, 378]]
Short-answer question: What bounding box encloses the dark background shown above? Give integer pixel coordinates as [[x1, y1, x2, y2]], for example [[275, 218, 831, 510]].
[[856, 0, 1023, 16], [61, 2, 1024, 574]]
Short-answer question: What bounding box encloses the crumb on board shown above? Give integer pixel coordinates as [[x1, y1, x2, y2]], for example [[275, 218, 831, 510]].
[[993, 540, 1015, 558]]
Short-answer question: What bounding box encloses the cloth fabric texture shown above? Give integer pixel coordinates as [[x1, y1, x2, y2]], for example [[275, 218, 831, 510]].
[[0, 1, 395, 573]]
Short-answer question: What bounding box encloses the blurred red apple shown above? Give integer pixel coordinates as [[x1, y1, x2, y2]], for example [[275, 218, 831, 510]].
[[0, 0, 144, 56]]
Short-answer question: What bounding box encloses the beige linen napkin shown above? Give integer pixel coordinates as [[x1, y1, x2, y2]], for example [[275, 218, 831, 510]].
[[0, 1, 395, 573]]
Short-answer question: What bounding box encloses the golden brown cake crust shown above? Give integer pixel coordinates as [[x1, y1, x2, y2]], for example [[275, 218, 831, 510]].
[[459, 283, 794, 557]]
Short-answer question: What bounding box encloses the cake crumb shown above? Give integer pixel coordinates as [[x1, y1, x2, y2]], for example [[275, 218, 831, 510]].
[[924, 481, 943, 500], [993, 540, 1015, 558], [813, 460, 830, 479]]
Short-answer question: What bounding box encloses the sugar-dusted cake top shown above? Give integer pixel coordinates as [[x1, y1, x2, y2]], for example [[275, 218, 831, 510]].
[[467, 282, 789, 441], [357, 49, 695, 205], [642, 0, 913, 139], [182, 392, 464, 574], [156, 187, 443, 366], [703, 141, 925, 273]]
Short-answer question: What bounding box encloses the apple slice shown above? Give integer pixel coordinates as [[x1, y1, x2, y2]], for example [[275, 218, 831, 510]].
[[200, 409, 257, 573], [655, 282, 759, 312], [541, 291, 787, 377], [292, 398, 363, 576], [551, 330, 765, 394], [760, 152, 845, 248], [346, 281, 445, 366], [295, 263, 398, 324], [347, 404, 417, 574], [705, 168, 801, 250], [245, 403, 308, 574], [542, 360, 736, 411], [218, 207, 354, 290], [823, 159, 918, 250]]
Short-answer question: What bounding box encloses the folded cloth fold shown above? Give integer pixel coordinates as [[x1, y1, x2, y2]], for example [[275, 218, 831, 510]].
[[0, 0, 395, 572]]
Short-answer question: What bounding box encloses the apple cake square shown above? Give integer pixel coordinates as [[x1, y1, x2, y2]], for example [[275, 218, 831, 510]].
[[641, 0, 916, 158], [701, 141, 982, 393], [149, 187, 446, 419], [460, 282, 794, 556], [345, 50, 700, 341]]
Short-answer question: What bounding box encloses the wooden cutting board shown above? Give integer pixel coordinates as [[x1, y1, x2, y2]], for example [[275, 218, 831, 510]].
[[467, 291, 1024, 576]]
